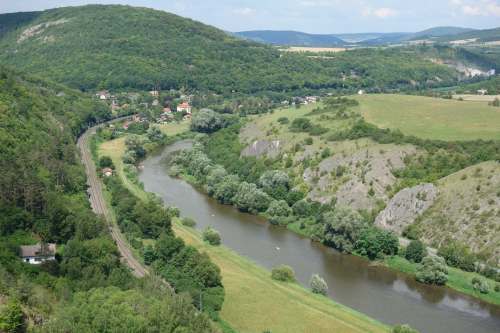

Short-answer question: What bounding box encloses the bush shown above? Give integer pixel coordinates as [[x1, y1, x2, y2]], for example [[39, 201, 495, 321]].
[[191, 108, 227, 133], [320, 208, 366, 253], [495, 284, 500, 293], [277, 117, 289, 124], [271, 265, 295, 282], [181, 217, 197, 227], [393, 324, 419, 333], [416, 256, 448, 285], [0, 299, 24, 333], [405, 240, 427, 263], [202, 227, 221, 246], [354, 227, 399, 260], [472, 277, 490, 294], [99, 155, 114, 169], [310, 274, 328, 295], [438, 241, 476, 272], [266, 200, 292, 218]]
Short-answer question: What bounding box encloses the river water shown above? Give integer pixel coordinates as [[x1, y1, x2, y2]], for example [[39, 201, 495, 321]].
[[139, 140, 500, 333]]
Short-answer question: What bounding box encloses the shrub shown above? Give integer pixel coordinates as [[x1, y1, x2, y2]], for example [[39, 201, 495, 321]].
[[304, 137, 313, 145], [0, 299, 24, 333], [495, 284, 500, 293], [233, 182, 270, 214], [266, 200, 292, 218], [472, 277, 490, 294], [438, 241, 476, 272], [354, 227, 399, 260], [277, 117, 289, 124], [271, 265, 295, 282], [181, 217, 197, 227], [405, 240, 427, 263], [310, 274, 328, 295], [416, 256, 448, 285], [320, 208, 366, 254], [190, 108, 227, 133], [202, 227, 221, 246], [99, 155, 114, 169], [393, 324, 419, 333]]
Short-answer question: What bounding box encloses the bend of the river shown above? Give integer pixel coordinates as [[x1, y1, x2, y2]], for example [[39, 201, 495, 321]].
[[139, 140, 500, 333]]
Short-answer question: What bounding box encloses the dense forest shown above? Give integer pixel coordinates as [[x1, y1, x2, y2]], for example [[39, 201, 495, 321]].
[[0, 5, 462, 95], [0, 67, 219, 332]]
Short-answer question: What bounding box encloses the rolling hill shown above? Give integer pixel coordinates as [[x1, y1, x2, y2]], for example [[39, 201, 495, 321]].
[[0, 5, 460, 94], [235, 30, 346, 46]]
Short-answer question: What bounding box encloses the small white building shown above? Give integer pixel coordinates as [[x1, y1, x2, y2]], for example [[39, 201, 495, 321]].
[[20, 243, 56, 264], [149, 90, 159, 97], [477, 89, 488, 95], [358, 90, 365, 95], [177, 102, 192, 114]]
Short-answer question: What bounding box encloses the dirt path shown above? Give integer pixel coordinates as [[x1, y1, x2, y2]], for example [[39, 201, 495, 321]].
[[77, 126, 149, 278]]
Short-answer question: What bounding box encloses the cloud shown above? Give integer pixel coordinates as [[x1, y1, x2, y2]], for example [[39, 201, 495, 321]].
[[362, 7, 399, 19], [232, 7, 257, 16], [451, 0, 500, 17], [299, 0, 337, 7]]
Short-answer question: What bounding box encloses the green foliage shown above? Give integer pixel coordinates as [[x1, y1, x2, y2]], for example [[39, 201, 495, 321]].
[[43, 286, 215, 332], [191, 109, 228, 133], [405, 240, 427, 263], [354, 227, 399, 260], [266, 200, 292, 218], [319, 208, 366, 254], [416, 256, 448, 285], [271, 265, 295, 282], [277, 117, 289, 124], [233, 182, 271, 214], [310, 274, 328, 295], [203, 227, 221, 246], [98, 155, 114, 169], [290, 118, 327, 136], [392, 324, 420, 333], [181, 217, 197, 227], [472, 277, 490, 294], [437, 241, 477, 272], [0, 299, 24, 333]]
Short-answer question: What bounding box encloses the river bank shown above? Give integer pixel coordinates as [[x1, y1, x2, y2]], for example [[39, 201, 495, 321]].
[[96, 135, 391, 333]]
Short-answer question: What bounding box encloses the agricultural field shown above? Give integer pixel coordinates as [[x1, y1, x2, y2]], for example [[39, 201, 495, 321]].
[[354, 94, 500, 141], [279, 46, 347, 53]]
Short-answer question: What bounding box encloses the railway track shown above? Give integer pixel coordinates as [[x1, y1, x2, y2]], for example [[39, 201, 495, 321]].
[[77, 125, 149, 278]]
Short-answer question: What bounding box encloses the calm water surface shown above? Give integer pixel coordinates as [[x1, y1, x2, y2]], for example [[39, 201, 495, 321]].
[[139, 140, 500, 333]]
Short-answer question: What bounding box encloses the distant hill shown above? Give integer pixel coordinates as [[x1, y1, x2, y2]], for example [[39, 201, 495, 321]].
[[434, 27, 500, 43], [0, 11, 40, 38], [235, 30, 345, 46], [236, 26, 481, 46]]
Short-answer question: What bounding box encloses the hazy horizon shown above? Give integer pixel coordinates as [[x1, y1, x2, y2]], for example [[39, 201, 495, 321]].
[[1, 0, 499, 34]]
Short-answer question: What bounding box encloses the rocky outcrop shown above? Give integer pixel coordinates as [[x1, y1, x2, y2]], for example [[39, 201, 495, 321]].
[[241, 140, 282, 158], [375, 183, 438, 234]]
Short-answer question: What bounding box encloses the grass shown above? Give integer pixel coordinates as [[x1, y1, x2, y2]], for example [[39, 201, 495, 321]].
[[386, 256, 500, 306], [354, 94, 500, 141], [174, 220, 389, 333], [156, 120, 191, 136]]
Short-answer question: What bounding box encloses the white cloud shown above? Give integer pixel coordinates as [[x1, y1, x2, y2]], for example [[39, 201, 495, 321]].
[[451, 0, 500, 17], [299, 0, 337, 7], [362, 7, 399, 19], [232, 7, 257, 16]]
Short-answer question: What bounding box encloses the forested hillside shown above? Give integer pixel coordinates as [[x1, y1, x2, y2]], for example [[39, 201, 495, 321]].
[[0, 5, 460, 94], [0, 67, 218, 331]]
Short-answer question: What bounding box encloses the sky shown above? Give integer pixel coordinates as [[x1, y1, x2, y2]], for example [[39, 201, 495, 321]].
[[0, 0, 499, 33]]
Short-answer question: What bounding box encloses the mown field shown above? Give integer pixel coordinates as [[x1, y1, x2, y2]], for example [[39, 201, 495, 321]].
[[97, 128, 389, 333], [354, 94, 500, 141]]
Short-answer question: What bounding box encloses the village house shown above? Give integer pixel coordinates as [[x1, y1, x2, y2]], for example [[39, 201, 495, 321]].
[[477, 89, 488, 95], [20, 243, 56, 264], [149, 90, 159, 97], [177, 102, 192, 113], [97, 90, 110, 100], [305, 96, 318, 103]]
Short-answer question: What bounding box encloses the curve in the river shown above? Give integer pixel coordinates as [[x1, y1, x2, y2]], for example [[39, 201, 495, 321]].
[[139, 140, 500, 333]]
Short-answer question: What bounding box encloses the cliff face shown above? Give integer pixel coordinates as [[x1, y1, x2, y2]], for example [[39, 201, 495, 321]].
[[375, 183, 438, 234]]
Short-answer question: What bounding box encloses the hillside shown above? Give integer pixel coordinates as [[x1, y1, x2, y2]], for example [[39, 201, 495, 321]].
[[435, 27, 500, 43], [235, 30, 346, 46], [0, 5, 460, 93], [407, 26, 476, 40]]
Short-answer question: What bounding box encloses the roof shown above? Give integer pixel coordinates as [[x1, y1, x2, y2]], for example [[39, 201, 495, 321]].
[[178, 102, 190, 108], [20, 243, 56, 257]]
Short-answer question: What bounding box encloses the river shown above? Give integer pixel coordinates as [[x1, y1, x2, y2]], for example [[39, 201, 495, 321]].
[[139, 140, 500, 333]]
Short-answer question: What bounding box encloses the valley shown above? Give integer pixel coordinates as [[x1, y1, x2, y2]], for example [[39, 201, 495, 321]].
[[1, 3, 499, 333]]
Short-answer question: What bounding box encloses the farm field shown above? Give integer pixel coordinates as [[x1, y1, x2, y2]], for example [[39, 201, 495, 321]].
[[354, 94, 500, 141], [279, 46, 347, 53], [452, 94, 500, 102]]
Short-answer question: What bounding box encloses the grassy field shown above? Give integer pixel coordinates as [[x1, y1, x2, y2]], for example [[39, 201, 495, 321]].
[[98, 128, 389, 333], [354, 94, 500, 141], [174, 221, 389, 333]]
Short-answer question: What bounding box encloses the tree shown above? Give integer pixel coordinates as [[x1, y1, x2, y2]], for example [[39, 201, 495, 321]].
[[146, 126, 166, 142], [393, 324, 420, 333], [99, 155, 114, 169], [405, 240, 427, 263], [143, 245, 157, 265], [266, 200, 292, 218], [258, 170, 290, 198], [472, 277, 490, 294], [271, 265, 295, 282], [0, 299, 24, 333], [320, 208, 366, 253], [310, 274, 328, 295], [354, 227, 399, 260], [437, 241, 476, 272], [191, 109, 226, 133], [181, 217, 197, 227], [202, 227, 221, 246], [213, 175, 240, 204], [416, 256, 448, 285], [233, 182, 271, 214]]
